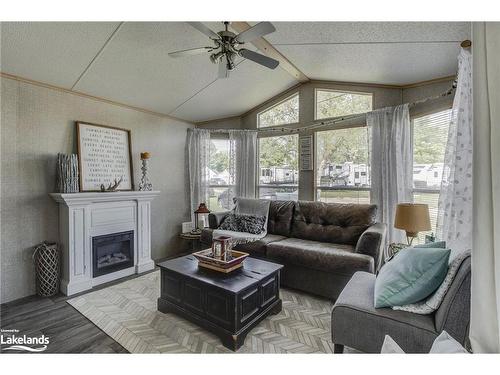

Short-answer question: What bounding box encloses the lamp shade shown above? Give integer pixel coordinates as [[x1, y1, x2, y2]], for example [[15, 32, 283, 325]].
[[394, 203, 431, 236]]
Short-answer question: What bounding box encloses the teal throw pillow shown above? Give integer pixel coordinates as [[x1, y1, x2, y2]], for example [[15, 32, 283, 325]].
[[374, 246, 451, 308]]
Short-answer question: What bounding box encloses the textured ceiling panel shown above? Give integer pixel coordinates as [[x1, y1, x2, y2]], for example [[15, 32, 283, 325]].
[[170, 60, 297, 122], [73, 22, 225, 116], [276, 43, 461, 85], [0, 22, 120, 88], [263, 22, 471, 45], [1, 21, 470, 122]]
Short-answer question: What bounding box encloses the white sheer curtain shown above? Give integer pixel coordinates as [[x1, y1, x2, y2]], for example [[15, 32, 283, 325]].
[[187, 128, 258, 221], [436, 49, 473, 260], [229, 130, 258, 198], [368, 104, 413, 245], [470, 22, 500, 354], [186, 128, 211, 222]]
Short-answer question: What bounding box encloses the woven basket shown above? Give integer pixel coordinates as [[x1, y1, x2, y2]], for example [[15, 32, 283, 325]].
[[33, 242, 61, 297]]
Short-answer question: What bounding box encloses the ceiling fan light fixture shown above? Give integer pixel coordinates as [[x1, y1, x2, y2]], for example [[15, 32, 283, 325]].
[[170, 21, 279, 79], [209, 51, 224, 64]]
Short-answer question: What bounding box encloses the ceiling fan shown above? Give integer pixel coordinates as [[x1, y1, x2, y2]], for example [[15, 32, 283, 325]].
[[169, 21, 279, 79]]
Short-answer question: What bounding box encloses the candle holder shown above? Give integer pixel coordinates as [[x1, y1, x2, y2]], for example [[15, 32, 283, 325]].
[[139, 152, 152, 191], [212, 235, 232, 260]]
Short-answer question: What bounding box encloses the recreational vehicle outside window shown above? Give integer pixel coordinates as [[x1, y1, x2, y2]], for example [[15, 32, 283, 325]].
[[258, 134, 299, 200], [257, 93, 299, 128], [315, 89, 372, 120], [207, 138, 235, 212], [411, 108, 452, 242], [315, 126, 370, 204]]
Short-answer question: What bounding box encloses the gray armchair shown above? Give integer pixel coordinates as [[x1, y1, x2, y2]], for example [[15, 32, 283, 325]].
[[331, 254, 471, 353]]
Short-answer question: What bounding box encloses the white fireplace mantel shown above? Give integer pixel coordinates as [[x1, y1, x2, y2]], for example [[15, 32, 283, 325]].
[[50, 191, 160, 295]]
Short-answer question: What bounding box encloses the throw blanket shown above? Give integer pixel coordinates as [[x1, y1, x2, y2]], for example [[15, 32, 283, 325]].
[[212, 197, 271, 246]]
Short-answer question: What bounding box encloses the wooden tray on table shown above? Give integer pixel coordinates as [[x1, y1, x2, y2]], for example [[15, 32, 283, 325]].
[[193, 249, 249, 273]]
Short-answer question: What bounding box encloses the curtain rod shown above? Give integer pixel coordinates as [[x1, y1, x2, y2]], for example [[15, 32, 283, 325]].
[[193, 128, 258, 134], [258, 83, 456, 134]]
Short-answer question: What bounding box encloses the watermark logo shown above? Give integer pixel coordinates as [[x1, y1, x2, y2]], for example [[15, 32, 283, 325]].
[[1, 329, 49, 352]]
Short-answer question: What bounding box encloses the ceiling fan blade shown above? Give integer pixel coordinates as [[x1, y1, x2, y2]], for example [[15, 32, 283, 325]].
[[168, 46, 213, 58], [218, 60, 229, 79], [235, 22, 276, 43], [187, 22, 221, 40], [239, 49, 279, 69]]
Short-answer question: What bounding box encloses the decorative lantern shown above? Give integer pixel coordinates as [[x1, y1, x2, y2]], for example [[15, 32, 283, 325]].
[[191, 203, 210, 234], [212, 235, 232, 260]]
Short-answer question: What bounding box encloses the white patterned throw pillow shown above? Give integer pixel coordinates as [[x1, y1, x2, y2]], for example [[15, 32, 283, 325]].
[[392, 250, 471, 314]]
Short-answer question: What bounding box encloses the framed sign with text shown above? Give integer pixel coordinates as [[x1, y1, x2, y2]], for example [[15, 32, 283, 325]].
[[299, 135, 313, 171], [76, 122, 134, 192]]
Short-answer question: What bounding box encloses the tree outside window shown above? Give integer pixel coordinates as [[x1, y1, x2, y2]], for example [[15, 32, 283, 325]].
[[315, 90, 373, 204], [316, 90, 372, 120], [316, 127, 370, 204], [258, 93, 299, 128]]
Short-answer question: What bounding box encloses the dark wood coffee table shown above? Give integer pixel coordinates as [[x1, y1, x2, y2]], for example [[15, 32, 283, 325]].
[[157, 254, 283, 351]]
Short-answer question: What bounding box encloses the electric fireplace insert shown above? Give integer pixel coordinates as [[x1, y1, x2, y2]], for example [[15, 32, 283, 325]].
[[92, 230, 134, 277]]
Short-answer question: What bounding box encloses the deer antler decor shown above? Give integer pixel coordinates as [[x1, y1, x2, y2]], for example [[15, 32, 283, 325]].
[[100, 176, 123, 192]]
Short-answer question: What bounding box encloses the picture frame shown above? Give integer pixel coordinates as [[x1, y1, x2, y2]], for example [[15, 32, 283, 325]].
[[76, 121, 134, 192]]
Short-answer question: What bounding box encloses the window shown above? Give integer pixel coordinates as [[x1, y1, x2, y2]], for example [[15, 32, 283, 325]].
[[315, 89, 372, 120], [412, 109, 452, 242], [316, 127, 370, 203], [257, 93, 299, 128], [258, 134, 299, 200], [208, 138, 234, 212]]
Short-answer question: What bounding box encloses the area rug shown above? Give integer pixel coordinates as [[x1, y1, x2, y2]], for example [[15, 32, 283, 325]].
[[68, 270, 348, 354]]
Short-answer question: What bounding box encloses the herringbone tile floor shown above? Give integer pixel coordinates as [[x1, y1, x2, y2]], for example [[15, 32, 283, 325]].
[[68, 271, 354, 354]]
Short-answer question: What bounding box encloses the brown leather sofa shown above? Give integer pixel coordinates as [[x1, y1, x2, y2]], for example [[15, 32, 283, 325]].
[[201, 200, 386, 300]]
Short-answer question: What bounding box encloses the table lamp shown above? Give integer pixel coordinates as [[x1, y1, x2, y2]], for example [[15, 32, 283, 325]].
[[394, 203, 431, 245]]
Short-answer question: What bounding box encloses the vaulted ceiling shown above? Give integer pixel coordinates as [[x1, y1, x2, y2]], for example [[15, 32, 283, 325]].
[[0, 22, 470, 123]]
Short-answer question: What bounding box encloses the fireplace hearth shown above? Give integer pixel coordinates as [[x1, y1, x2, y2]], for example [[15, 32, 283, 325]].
[[92, 231, 134, 278]]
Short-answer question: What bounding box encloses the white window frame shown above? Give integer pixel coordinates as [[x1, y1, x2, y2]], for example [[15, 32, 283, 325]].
[[314, 88, 373, 121], [257, 92, 300, 129]]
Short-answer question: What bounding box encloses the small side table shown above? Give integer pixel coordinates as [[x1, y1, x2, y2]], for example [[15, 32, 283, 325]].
[[180, 232, 203, 252]]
